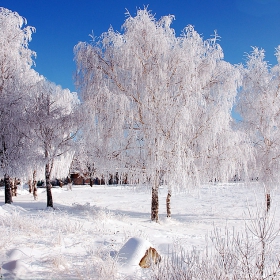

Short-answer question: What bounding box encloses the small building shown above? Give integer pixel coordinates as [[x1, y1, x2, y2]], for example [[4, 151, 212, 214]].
[[70, 173, 90, 185]]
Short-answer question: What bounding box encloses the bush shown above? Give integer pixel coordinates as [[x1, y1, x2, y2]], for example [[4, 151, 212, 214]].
[[148, 207, 280, 280]]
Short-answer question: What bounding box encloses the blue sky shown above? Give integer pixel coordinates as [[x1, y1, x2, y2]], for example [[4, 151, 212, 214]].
[[2, 0, 280, 92]]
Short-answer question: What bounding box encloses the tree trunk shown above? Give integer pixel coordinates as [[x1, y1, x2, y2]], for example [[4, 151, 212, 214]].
[[28, 179, 32, 193], [151, 186, 159, 222], [32, 170, 38, 200], [109, 174, 113, 185], [45, 163, 53, 207], [4, 174, 13, 204], [11, 179, 15, 196], [90, 177, 93, 187], [101, 175, 105, 185], [266, 193, 271, 212], [12, 178, 17, 197], [166, 190, 171, 218]]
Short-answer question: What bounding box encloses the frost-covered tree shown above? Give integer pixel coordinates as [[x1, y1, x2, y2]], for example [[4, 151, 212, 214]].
[[0, 7, 80, 206], [74, 93, 131, 186], [0, 7, 36, 203], [28, 78, 79, 207], [70, 136, 97, 187], [75, 9, 242, 221], [237, 47, 280, 211]]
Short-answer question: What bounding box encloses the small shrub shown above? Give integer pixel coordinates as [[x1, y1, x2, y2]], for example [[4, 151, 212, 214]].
[[148, 207, 280, 280]]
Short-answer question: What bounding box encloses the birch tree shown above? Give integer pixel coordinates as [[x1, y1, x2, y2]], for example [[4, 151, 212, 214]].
[[28, 78, 79, 207], [237, 47, 280, 211], [0, 8, 36, 203], [77, 92, 132, 186], [75, 9, 242, 221], [71, 138, 97, 187]]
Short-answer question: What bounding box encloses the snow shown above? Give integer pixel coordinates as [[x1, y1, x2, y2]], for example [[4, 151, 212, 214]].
[[118, 237, 152, 274], [0, 183, 279, 279]]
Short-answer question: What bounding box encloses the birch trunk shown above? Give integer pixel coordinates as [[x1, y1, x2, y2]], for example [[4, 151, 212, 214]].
[[32, 170, 38, 200], [4, 174, 12, 204], [166, 190, 171, 218], [28, 179, 32, 193], [264, 182, 271, 212], [11, 179, 15, 196], [151, 186, 159, 222], [45, 162, 53, 207], [266, 193, 271, 212], [12, 178, 17, 197]]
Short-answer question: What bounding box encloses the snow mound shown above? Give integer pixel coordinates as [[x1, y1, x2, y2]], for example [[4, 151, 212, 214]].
[[2, 259, 30, 278], [2, 249, 31, 279], [16, 188, 29, 195], [1, 204, 27, 214], [0, 205, 8, 216], [7, 249, 26, 260], [118, 237, 152, 274]]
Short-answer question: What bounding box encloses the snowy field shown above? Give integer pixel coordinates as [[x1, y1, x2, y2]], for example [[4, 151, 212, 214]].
[[1, 183, 280, 279]]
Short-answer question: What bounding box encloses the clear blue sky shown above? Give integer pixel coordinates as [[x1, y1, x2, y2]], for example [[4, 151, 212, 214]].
[[2, 0, 280, 92]]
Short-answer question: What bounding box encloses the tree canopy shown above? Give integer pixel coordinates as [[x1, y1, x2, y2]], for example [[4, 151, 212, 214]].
[[75, 9, 246, 220]]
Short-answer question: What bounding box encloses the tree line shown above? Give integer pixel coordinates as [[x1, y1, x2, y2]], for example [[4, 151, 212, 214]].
[[1, 7, 280, 221]]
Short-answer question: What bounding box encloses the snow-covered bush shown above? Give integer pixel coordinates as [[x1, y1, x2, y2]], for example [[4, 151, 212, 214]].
[[148, 208, 280, 279]]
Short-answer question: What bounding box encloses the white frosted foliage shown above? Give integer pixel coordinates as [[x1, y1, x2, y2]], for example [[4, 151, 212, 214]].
[[75, 8, 243, 191], [27, 78, 80, 180], [0, 7, 37, 178], [237, 47, 280, 192]]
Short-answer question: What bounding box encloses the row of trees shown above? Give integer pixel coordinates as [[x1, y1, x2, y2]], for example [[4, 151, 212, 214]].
[[2, 7, 280, 221], [0, 8, 79, 207]]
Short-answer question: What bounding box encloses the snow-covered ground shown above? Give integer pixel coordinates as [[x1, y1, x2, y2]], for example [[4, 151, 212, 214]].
[[0, 183, 279, 279]]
